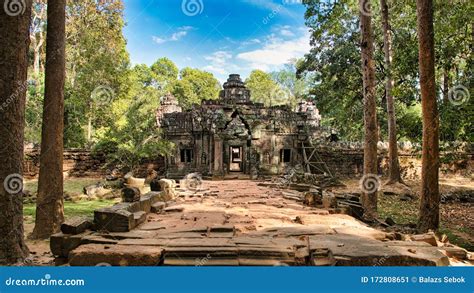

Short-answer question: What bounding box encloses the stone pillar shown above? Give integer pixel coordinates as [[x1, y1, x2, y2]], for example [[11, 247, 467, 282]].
[[214, 138, 224, 176], [271, 134, 279, 174]]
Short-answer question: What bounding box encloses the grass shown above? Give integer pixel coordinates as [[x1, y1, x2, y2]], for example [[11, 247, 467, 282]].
[[23, 199, 116, 224], [378, 194, 418, 224], [378, 194, 473, 251], [24, 178, 105, 197], [438, 227, 474, 251], [23, 177, 115, 224]]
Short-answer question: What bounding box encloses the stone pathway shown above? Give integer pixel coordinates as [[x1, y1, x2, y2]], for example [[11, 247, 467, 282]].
[[54, 180, 472, 266]]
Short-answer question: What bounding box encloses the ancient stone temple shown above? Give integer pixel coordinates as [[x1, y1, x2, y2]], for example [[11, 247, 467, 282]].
[[157, 74, 322, 178]]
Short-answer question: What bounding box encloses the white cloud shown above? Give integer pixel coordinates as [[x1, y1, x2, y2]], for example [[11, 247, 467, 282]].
[[203, 65, 227, 75], [170, 30, 188, 41], [205, 51, 232, 65], [203, 51, 242, 79], [277, 25, 295, 37], [152, 36, 166, 44], [280, 29, 294, 37], [152, 26, 194, 45], [237, 30, 310, 70]]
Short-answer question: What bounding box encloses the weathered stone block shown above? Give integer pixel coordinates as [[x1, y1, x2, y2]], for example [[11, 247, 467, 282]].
[[61, 217, 92, 235], [133, 211, 147, 226], [121, 187, 141, 203], [410, 232, 438, 247], [94, 208, 134, 232], [69, 244, 163, 266], [151, 202, 166, 213], [159, 179, 177, 201], [50, 232, 91, 258]]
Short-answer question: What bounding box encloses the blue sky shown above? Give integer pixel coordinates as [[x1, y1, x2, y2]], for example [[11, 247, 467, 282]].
[[123, 0, 309, 83]]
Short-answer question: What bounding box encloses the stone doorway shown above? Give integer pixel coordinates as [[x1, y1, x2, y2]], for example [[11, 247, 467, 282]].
[[229, 146, 243, 172]]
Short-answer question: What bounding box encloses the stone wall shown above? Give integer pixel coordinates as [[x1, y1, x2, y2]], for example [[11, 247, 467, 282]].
[[23, 149, 165, 179], [317, 147, 473, 179], [23, 148, 472, 180]]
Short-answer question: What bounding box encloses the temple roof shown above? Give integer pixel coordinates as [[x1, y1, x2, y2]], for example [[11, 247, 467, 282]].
[[222, 74, 246, 89]]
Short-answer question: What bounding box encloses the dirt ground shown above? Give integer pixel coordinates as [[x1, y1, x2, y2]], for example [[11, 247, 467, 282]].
[[22, 175, 473, 266]]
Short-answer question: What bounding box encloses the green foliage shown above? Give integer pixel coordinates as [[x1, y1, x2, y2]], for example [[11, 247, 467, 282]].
[[94, 64, 175, 173], [151, 57, 179, 90], [245, 70, 279, 106], [270, 61, 311, 108], [171, 68, 220, 109], [396, 103, 423, 142], [299, 0, 473, 141], [62, 0, 130, 148], [25, 73, 44, 144]]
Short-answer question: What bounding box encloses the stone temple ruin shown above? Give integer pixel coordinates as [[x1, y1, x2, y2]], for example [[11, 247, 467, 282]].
[[49, 74, 471, 267], [157, 74, 323, 178]]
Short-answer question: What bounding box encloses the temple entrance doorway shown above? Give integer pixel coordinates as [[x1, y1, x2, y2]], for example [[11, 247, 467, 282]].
[[229, 146, 243, 172]]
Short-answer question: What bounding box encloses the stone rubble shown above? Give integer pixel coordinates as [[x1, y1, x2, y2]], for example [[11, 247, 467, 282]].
[[51, 180, 473, 266]]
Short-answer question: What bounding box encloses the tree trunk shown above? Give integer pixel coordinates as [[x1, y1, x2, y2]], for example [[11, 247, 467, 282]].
[[0, 0, 32, 264], [416, 0, 440, 232], [380, 0, 402, 184], [87, 115, 93, 143], [359, 0, 378, 221], [32, 0, 66, 239], [33, 36, 44, 75]]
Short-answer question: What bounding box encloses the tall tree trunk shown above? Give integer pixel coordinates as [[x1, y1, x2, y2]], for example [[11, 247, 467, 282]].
[[359, 0, 378, 221], [416, 0, 440, 232], [380, 0, 402, 184], [0, 0, 32, 264], [33, 36, 44, 75], [32, 0, 66, 239], [30, 1, 46, 76]]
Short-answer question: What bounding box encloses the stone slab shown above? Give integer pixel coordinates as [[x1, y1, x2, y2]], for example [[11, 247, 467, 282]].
[[309, 234, 449, 266], [69, 244, 163, 266], [60, 218, 92, 235]]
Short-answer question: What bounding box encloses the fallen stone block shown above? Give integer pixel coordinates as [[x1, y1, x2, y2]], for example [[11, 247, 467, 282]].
[[124, 173, 146, 187], [410, 232, 438, 247], [150, 179, 162, 192], [51, 232, 91, 258], [61, 217, 92, 235], [69, 244, 163, 266], [439, 246, 468, 260], [121, 187, 141, 203], [159, 179, 177, 201], [151, 202, 166, 213], [133, 211, 147, 226], [94, 208, 134, 232]]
